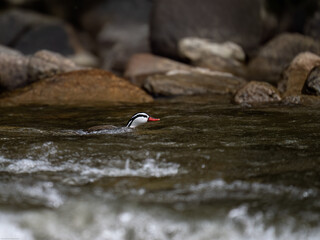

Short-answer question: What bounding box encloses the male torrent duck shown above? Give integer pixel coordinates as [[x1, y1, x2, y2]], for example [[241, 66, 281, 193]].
[[87, 112, 160, 132]]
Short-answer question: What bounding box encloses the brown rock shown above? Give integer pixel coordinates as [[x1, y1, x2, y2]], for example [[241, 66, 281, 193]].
[[143, 70, 246, 96], [234, 81, 281, 104], [248, 33, 320, 83], [302, 66, 320, 96], [282, 52, 320, 97], [124, 53, 192, 87], [0, 69, 153, 106]]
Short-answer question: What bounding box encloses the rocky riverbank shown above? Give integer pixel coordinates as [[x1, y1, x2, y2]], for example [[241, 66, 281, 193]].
[[0, 0, 320, 106]]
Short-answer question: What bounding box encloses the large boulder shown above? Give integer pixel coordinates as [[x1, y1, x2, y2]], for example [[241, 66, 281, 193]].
[[234, 81, 281, 104], [282, 52, 320, 97], [0, 69, 153, 106], [143, 69, 246, 97], [82, 0, 152, 72], [0, 9, 83, 56], [305, 11, 320, 40], [248, 33, 320, 83], [150, 0, 275, 59]]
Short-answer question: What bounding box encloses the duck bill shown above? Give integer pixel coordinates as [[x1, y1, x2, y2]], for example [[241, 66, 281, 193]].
[[148, 117, 160, 122]]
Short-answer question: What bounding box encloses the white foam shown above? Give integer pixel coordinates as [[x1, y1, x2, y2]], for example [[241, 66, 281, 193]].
[[0, 201, 319, 240], [0, 181, 64, 208]]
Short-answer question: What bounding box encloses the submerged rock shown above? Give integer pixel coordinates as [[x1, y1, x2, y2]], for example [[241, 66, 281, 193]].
[[282, 52, 320, 97], [143, 69, 246, 97], [248, 33, 320, 83], [0, 69, 153, 106], [302, 66, 320, 96], [234, 81, 281, 104]]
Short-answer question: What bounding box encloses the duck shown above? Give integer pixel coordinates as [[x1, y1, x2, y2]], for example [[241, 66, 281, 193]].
[[87, 112, 160, 132]]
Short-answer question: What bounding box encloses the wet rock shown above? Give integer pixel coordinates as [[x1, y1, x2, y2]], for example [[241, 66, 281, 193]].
[[150, 0, 275, 59], [0, 46, 28, 91], [143, 70, 246, 97], [248, 33, 320, 83], [234, 81, 281, 104], [282, 95, 320, 106], [0, 69, 153, 106], [178, 37, 247, 77], [28, 50, 83, 83], [282, 52, 320, 97], [302, 66, 320, 96], [124, 53, 192, 87], [0, 9, 83, 55]]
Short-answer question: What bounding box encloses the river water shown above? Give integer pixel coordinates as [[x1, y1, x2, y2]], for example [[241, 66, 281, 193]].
[[0, 96, 320, 240]]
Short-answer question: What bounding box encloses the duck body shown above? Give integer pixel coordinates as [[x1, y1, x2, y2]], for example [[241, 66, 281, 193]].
[[87, 112, 160, 132]]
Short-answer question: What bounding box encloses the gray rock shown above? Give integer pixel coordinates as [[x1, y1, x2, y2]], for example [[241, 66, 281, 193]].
[[82, 0, 152, 72], [27, 50, 83, 83], [143, 70, 246, 96], [0, 46, 28, 91], [234, 81, 281, 104], [305, 11, 320, 40], [0, 9, 82, 56], [150, 0, 275, 59], [179, 38, 245, 62], [248, 33, 320, 83], [0, 46, 83, 92], [302, 66, 320, 96], [178, 37, 247, 77]]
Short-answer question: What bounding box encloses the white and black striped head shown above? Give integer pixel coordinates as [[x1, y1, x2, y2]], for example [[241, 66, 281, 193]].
[[126, 113, 160, 128]]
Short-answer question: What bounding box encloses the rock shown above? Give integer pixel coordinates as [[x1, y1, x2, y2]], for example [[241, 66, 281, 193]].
[[143, 69, 246, 97], [0, 46, 84, 92], [248, 33, 320, 83], [124, 53, 192, 87], [302, 66, 320, 96], [305, 11, 320, 40], [28, 50, 83, 83], [82, 0, 152, 72], [0, 9, 83, 55], [179, 38, 246, 62], [0, 69, 153, 106], [0, 46, 28, 91], [234, 81, 281, 104], [282, 52, 320, 97], [282, 95, 320, 106], [178, 37, 247, 76], [150, 0, 275, 59]]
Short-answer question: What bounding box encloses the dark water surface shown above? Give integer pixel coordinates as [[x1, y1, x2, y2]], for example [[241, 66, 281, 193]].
[[0, 97, 320, 239]]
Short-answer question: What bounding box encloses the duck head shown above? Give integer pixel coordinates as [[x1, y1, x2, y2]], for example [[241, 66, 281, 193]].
[[126, 113, 160, 128]]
